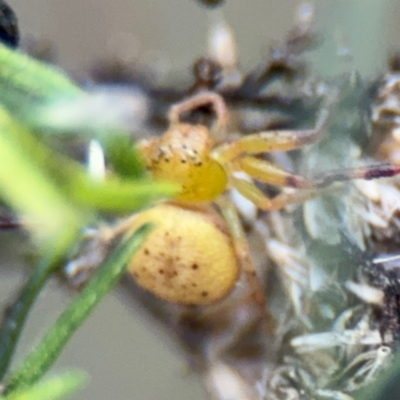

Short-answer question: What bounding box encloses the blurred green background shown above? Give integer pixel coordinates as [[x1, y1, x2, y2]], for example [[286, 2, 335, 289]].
[[1, 1, 400, 399]]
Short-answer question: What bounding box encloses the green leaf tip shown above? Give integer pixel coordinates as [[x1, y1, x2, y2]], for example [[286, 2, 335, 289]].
[[0, 44, 81, 106], [1, 370, 87, 400]]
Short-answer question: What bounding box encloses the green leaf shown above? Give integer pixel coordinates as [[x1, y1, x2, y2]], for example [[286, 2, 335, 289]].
[[0, 105, 83, 250], [0, 251, 68, 381], [68, 175, 178, 213], [104, 134, 146, 179], [4, 223, 152, 393], [0, 44, 81, 117], [0, 103, 175, 226], [1, 371, 87, 400]]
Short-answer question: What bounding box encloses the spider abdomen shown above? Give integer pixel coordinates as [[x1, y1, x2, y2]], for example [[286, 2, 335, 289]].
[[126, 203, 239, 305]]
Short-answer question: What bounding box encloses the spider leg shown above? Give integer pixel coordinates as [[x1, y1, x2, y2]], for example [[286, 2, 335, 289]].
[[230, 175, 318, 211], [236, 157, 400, 189], [217, 196, 266, 306], [213, 109, 328, 163], [216, 196, 275, 333], [168, 91, 229, 137], [231, 160, 400, 211], [313, 163, 400, 187], [231, 156, 315, 189]]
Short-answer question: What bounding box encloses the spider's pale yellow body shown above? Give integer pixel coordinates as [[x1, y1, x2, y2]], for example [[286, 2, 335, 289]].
[[130, 120, 241, 305], [127, 203, 238, 305], [124, 91, 322, 306]]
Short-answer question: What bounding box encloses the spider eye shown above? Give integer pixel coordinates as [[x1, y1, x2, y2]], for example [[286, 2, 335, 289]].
[[0, 1, 19, 48]]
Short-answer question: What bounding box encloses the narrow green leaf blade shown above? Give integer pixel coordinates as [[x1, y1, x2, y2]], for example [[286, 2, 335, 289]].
[[0, 105, 83, 250], [0, 251, 68, 381], [69, 175, 178, 213], [2, 371, 87, 400], [0, 44, 81, 110], [4, 223, 152, 393]]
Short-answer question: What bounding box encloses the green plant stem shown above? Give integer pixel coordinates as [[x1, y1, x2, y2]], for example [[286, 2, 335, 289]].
[[4, 224, 152, 394], [0, 251, 62, 381]]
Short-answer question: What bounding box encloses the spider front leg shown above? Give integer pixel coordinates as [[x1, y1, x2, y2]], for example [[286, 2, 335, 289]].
[[229, 160, 400, 211], [230, 175, 318, 211], [231, 156, 315, 189], [168, 91, 229, 139], [232, 156, 400, 191], [312, 163, 400, 187], [213, 108, 329, 163], [214, 123, 327, 210], [215, 117, 400, 211]]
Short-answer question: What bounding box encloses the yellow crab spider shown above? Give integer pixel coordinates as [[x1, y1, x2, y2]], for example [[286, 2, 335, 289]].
[[67, 91, 400, 308], [122, 90, 330, 308]]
